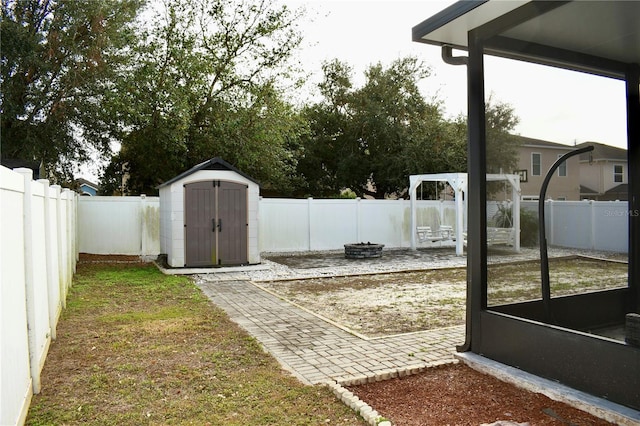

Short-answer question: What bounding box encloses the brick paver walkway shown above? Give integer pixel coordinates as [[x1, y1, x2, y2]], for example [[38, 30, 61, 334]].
[[196, 279, 464, 385]]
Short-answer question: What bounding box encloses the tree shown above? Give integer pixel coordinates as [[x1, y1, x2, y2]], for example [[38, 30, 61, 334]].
[[179, 83, 308, 197], [295, 60, 354, 196], [1, 0, 143, 180], [299, 57, 465, 199], [443, 97, 520, 197], [101, 0, 306, 195], [484, 96, 521, 174]]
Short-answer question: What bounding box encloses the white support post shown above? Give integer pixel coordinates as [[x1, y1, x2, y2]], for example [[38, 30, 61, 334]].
[[455, 182, 465, 256], [512, 181, 521, 252], [409, 176, 418, 250]]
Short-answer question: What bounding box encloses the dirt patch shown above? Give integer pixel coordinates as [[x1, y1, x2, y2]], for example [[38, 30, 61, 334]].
[[259, 258, 627, 337], [348, 363, 614, 425], [79, 253, 144, 263]]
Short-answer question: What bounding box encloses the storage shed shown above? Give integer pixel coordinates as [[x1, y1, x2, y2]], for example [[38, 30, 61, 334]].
[[159, 158, 260, 268]]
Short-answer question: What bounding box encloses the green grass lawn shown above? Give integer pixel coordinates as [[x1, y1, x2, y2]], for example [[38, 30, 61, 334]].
[[26, 263, 365, 426]]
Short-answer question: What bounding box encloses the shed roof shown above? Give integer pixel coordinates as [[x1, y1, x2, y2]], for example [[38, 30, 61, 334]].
[[412, 1, 640, 80], [158, 157, 259, 188]]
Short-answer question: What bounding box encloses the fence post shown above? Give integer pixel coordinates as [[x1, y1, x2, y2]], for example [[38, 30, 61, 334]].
[[356, 198, 361, 243], [64, 189, 73, 290], [307, 197, 313, 251], [51, 185, 66, 308], [590, 200, 596, 250], [141, 194, 147, 256], [71, 191, 78, 271], [38, 179, 59, 340], [16, 169, 43, 394], [548, 200, 554, 246]]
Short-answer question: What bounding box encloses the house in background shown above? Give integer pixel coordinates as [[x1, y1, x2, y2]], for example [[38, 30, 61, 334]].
[[75, 178, 100, 196], [514, 136, 581, 201], [577, 142, 628, 201]]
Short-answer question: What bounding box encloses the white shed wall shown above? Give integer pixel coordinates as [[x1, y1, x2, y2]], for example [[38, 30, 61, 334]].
[[159, 188, 172, 256]]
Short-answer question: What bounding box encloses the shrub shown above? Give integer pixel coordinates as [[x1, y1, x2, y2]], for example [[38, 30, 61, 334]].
[[493, 203, 539, 247]]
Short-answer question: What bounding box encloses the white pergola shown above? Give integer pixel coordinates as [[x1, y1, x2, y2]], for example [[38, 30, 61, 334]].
[[409, 173, 521, 255]]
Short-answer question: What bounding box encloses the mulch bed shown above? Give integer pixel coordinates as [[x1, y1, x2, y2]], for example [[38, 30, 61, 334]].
[[348, 363, 614, 425]]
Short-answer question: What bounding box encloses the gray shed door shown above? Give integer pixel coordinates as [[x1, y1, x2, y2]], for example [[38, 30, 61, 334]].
[[217, 181, 248, 265], [184, 181, 248, 267]]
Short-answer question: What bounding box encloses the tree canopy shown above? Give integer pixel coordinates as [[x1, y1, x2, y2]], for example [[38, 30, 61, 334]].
[[100, 0, 306, 195], [1, 0, 142, 180], [2, 0, 521, 197], [484, 96, 521, 174], [298, 57, 468, 199]]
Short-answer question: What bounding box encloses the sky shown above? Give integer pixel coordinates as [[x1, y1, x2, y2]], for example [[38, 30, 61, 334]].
[[283, 0, 628, 149], [79, 0, 629, 182]]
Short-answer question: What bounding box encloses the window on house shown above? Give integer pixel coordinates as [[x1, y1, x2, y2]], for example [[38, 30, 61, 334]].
[[614, 164, 624, 183], [557, 154, 567, 177], [532, 153, 541, 176]]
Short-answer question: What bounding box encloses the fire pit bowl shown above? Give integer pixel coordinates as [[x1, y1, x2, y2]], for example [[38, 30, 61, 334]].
[[344, 242, 385, 259]]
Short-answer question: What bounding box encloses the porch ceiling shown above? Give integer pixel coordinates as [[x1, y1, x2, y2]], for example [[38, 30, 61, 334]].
[[412, 1, 640, 79]]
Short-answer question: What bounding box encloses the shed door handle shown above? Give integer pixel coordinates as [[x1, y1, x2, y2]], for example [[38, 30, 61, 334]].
[[217, 218, 222, 232], [212, 218, 215, 232]]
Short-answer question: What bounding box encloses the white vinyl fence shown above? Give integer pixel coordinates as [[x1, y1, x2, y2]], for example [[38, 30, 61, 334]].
[[76, 197, 631, 256], [77, 196, 159, 256], [258, 197, 457, 252], [522, 200, 629, 253], [259, 199, 626, 254], [77, 197, 456, 255], [1, 166, 77, 426]]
